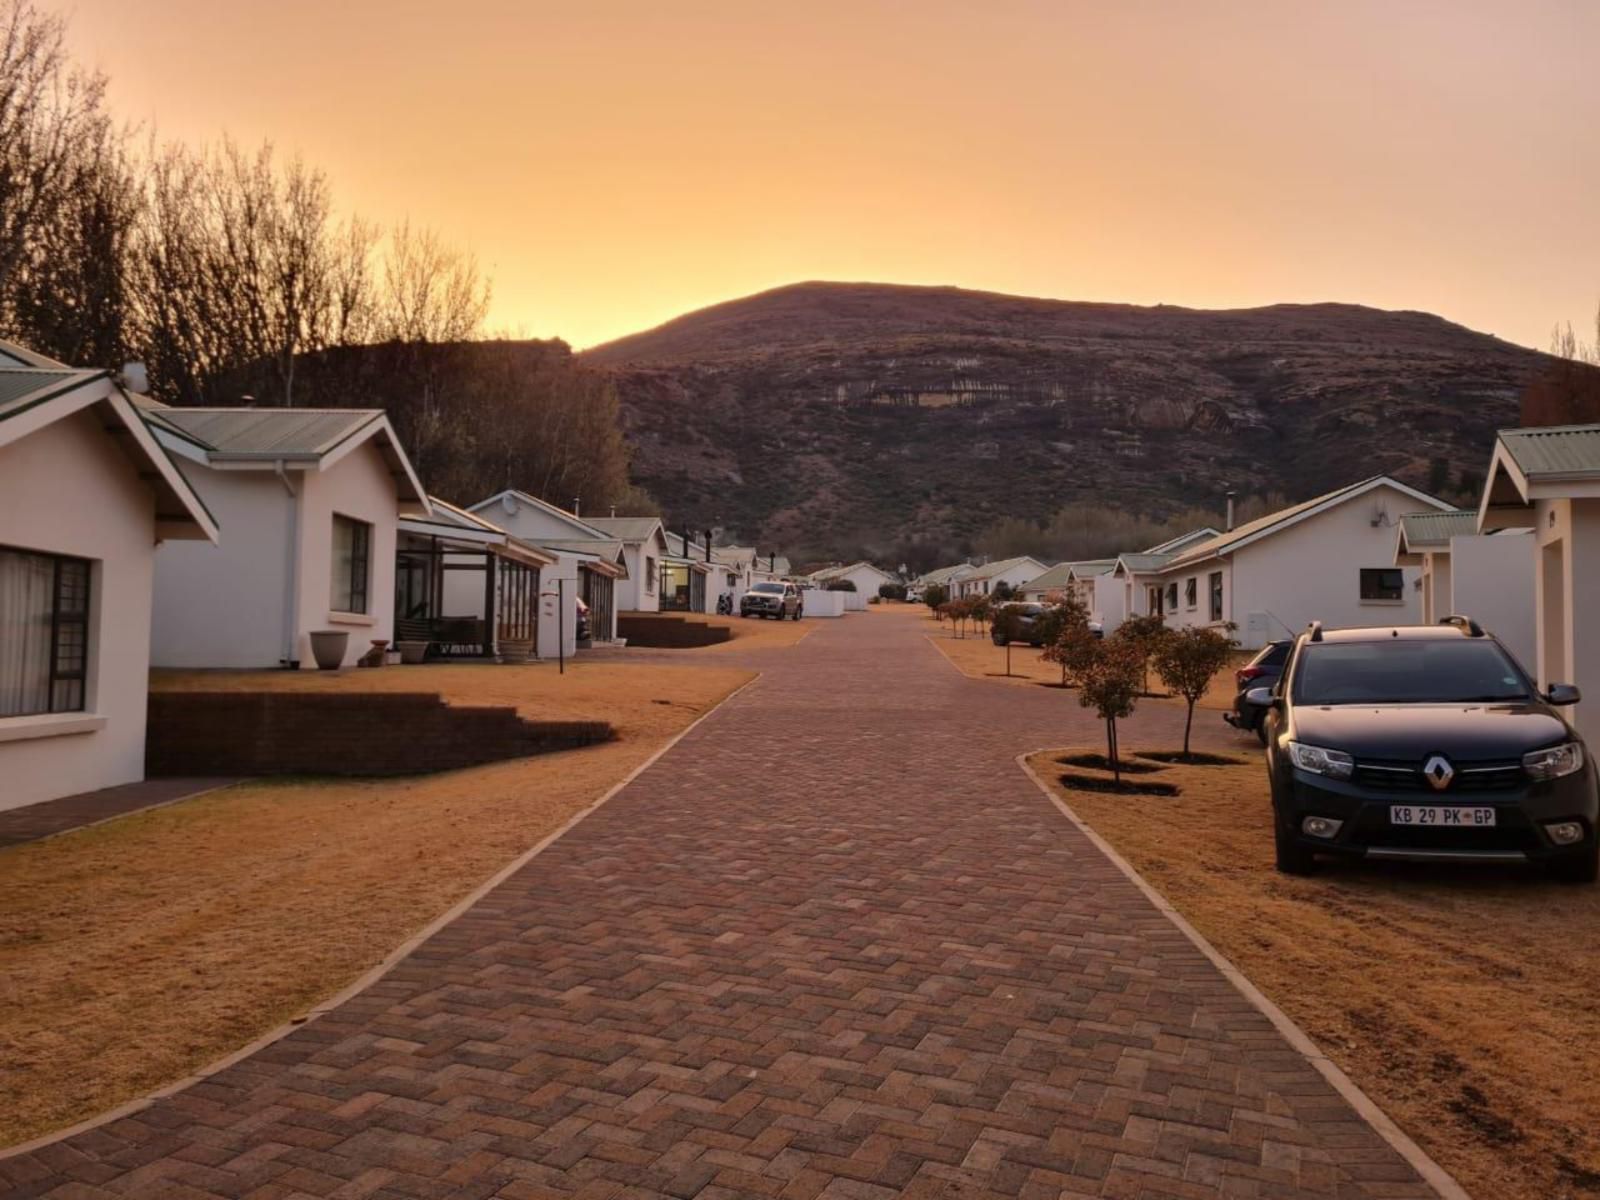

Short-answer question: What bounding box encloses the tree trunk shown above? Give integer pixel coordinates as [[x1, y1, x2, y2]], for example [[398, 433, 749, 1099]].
[[1106, 718, 1116, 781], [1183, 700, 1195, 759], [1006, 641, 1012, 676], [1110, 719, 1121, 784]]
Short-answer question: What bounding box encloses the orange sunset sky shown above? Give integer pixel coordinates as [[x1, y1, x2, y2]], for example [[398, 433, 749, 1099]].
[[64, 0, 1600, 351]]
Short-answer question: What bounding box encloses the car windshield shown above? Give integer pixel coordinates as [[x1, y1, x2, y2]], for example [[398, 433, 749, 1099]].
[[1293, 640, 1530, 705], [751, 582, 784, 594]]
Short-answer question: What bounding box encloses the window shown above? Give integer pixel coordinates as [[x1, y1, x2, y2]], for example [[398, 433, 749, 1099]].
[[1359, 567, 1404, 602], [1148, 585, 1162, 615], [1165, 582, 1178, 612], [645, 555, 657, 592], [1293, 640, 1528, 705], [1208, 571, 1224, 622], [1184, 577, 1198, 609], [0, 546, 90, 718], [331, 515, 371, 613]]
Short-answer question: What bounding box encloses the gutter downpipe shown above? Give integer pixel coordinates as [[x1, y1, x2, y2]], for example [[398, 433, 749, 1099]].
[[275, 460, 302, 668]]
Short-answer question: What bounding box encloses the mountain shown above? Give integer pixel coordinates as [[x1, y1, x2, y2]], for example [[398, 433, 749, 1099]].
[[583, 282, 1551, 561]]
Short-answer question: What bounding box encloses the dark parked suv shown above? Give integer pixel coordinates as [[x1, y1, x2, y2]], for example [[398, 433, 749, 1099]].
[[1224, 639, 1292, 744], [739, 580, 802, 620], [1256, 618, 1597, 881], [991, 602, 1049, 647]]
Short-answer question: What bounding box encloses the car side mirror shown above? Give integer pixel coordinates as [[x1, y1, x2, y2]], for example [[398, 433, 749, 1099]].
[[1546, 683, 1582, 707], [1245, 686, 1280, 709]]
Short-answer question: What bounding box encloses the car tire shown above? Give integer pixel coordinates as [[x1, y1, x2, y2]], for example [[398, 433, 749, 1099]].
[[1255, 721, 1269, 747], [1551, 842, 1600, 885], [1273, 811, 1317, 876], [792, 608, 802, 621]]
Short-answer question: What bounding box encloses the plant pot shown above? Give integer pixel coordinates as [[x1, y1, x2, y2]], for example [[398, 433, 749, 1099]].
[[396, 639, 429, 665], [497, 637, 534, 664], [308, 629, 350, 670]]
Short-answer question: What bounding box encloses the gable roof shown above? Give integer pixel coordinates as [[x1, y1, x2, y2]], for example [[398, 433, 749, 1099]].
[[533, 538, 629, 577], [963, 555, 1045, 583], [1068, 559, 1119, 578], [584, 515, 667, 545], [0, 365, 216, 543], [916, 562, 974, 586], [810, 560, 891, 583], [399, 497, 556, 567], [145, 403, 427, 505], [1144, 527, 1221, 555], [1397, 510, 1479, 551], [1496, 424, 1600, 480], [1112, 551, 1178, 576], [1162, 476, 1451, 571], [1018, 563, 1074, 592], [468, 489, 608, 539]]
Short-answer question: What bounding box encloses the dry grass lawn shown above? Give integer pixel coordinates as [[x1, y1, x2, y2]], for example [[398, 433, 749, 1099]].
[[1, 661, 752, 1149], [1028, 749, 1600, 1200], [924, 613, 1249, 710]]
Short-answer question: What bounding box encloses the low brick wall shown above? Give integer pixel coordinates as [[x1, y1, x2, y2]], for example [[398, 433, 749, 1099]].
[[618, 613, 733, 648], [147, 692, 613, 777]]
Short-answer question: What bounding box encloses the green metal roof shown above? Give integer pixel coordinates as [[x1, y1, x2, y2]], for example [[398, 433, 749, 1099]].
[[584, 516, 665, 542], [1499, 425, 1600, 479], [151, 407, 382, 458], [1019, 563, 1075, 592], [964, 555, 1044, 582], [0, 368, 103, 421], [1115, 551, 1178, 573], [1399, 510, 1479, 548]]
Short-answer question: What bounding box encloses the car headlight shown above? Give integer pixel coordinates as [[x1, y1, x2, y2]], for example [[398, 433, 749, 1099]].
[[1287, 741, 1355, 780], [1523, 742, 1585, 781]]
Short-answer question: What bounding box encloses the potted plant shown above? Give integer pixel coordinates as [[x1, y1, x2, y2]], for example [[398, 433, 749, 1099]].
[[396, 639, 429, 664], [308, 629, 350, 670], [497, 635, 534, 664]]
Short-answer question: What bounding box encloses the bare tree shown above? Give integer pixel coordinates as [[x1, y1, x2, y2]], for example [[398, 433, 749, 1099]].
[[375, 219, 491, 344]]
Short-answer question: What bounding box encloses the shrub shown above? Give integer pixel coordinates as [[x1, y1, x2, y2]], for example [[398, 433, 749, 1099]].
[[991, 580, 1015, 601], [923, 583, 949, 610], [878, 582, 908, 601], [825, 579, 857, 592], [1039, 590, 1095, 686]]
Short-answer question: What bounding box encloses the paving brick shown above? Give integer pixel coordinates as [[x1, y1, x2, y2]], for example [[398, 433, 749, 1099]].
[[2, 617, 1444, 1199]]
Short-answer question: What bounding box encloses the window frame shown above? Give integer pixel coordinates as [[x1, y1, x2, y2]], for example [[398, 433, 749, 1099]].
[[1165, 581, 1179, 612], [1208, 571, 1224, 623], [1358, 566, 1405, 603], [1184, 576, 1198, 610], [331, 514, 373, 615], [1, 545, 92, 719]]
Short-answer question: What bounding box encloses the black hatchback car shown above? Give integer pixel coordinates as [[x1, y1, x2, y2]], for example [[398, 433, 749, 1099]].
[[1223, 639, 1292, 744], [1256, 619, 1597, 882]]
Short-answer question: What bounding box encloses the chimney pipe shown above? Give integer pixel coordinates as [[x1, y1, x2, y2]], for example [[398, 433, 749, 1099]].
[[1225, 490, 1236, 532], [703, 529, 712, 563], [573, 497, 581, 518]]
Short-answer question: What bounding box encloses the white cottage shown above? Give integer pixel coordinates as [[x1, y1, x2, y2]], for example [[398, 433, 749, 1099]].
[[1152, 476, 1451, 649], [954, 556, 1047, 599], [1480, 424, 1600, 743], [808, 561, 897, 602], [1, 350, 215, 812], [573, 516, 671, 614], [144, 404, 426, 669], [1393, 509, 1536, 670]]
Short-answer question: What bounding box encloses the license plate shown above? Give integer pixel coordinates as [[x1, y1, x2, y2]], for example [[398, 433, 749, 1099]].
[[1389, 805, 1496, 828]]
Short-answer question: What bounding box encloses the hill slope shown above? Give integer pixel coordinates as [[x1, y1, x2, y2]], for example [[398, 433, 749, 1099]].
[[582, 282, 1550, 561]]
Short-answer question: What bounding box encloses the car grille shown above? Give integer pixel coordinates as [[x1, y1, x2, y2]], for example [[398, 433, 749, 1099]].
[[1351, 757, 1525, 794]]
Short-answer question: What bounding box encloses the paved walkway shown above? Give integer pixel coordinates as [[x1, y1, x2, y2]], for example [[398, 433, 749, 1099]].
[[0, 778, 237, 848], [2, 615, 1441, 1199]]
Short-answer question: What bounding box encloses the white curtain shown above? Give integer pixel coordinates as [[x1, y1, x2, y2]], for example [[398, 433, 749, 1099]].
[[0, 549, 54, 717]]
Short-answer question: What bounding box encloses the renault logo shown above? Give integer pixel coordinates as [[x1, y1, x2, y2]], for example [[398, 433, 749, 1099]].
[[1423, 755, 1454, 791]]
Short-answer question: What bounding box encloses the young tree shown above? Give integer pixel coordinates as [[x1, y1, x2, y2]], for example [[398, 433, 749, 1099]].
[[1078, 638, 1144, 784], [1114, 613, 1171, 696], [1152, 625, 1238, 758], [991, 600, 1027, 676], [1038, 590, 1094, 687], [923, 582, 949, 611], [991, 580, 1015, 601]]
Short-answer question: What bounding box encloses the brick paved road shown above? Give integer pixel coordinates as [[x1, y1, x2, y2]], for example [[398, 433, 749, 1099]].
[[2, 615, 1442, 1199]]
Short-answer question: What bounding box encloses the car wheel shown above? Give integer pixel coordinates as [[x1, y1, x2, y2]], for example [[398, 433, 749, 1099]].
[[1273, 809, 1316, 875], [1255, 720, 1269, 747], [792, 608, 802, 621], [1550, 842, 1600, 885]]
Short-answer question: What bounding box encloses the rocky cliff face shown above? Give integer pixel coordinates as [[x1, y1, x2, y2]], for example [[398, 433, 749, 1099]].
[[583, 282, 1548, 559]]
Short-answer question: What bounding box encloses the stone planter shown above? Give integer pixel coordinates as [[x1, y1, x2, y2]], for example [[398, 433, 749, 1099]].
[[497, 637, 534, 664], [308, 629, 350, 670], [396, 639, 429, 665]]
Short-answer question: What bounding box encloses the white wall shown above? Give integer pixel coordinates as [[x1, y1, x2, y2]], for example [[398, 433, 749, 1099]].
[[1224, 483, 1426, 649], [153, 469, 291, 667], [1448, 533, 1536, 674], [538, 555, 580, 661], [153, 442, 400, 669], [1162, 561, 1233, 637], [837, 564, 894, 597], [1091, 575, 1126, 632], [802, 590, 846, 618], [295, 443, 400, 668], [1, 410, 158, 812], [1533, 497, 1600, 744]]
